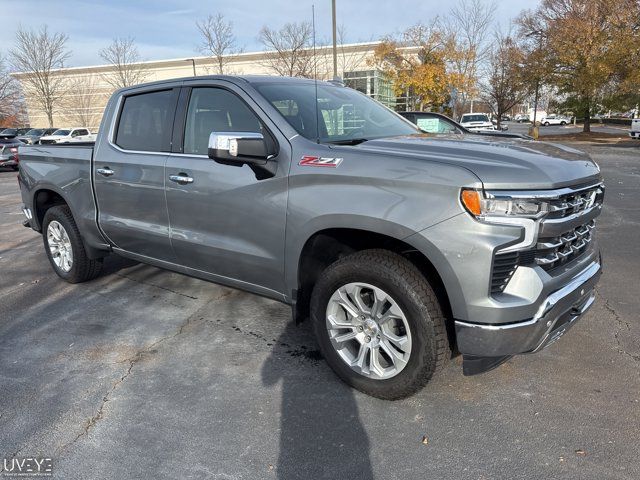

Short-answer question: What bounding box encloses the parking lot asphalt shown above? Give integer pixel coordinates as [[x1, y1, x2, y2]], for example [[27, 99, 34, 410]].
[[1, 141, 639, 480]]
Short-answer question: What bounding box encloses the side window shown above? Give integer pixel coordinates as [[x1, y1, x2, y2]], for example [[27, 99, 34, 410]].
[[77, 129, 88, 136], [115, 89, 176, 152], [71, 130, 79, 137], [416, 116, 459, 134], [183, 88, 263, 155]]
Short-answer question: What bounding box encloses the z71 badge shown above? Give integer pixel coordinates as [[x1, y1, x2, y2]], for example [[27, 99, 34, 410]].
[[298, 156, 343, 167]]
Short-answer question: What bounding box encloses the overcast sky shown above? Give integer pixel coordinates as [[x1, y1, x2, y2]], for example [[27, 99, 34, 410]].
[[0, 0, 540, 68]]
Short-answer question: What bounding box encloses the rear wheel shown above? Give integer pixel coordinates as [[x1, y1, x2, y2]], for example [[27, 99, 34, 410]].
[[42, 205, 103, 283], [561, 121, 567, 125], [310, 249, 448, 400], [544, 122, 550, 126]]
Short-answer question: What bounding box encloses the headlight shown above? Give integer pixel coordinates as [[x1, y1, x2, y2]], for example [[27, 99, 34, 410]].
[[461, 189, 548, 219]]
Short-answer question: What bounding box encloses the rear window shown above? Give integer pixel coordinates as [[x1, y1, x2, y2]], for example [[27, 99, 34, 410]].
[[461, 114, 489, 122], [115, 89, 176, 152]]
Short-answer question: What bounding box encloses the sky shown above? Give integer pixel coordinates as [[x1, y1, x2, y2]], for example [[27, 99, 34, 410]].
[[0, 0, 540, 68]]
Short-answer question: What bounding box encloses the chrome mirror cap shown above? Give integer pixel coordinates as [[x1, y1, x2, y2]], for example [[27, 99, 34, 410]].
[[208, 132, 264, 157]]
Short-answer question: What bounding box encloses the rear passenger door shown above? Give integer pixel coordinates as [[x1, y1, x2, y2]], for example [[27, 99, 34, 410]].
[[93, 86, 180, 260], [164, 82, 290, 296]]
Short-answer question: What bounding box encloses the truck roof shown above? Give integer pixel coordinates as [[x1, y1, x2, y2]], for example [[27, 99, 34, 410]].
[[115, 75, 339, 95]]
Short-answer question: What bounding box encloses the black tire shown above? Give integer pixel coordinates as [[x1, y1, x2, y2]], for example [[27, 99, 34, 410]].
[[544, 122, 550, 126], [310, 249, 448, 400], [11, 165, 18, 171], [561, 121, 566, 125], [42, 205, 103, 283]]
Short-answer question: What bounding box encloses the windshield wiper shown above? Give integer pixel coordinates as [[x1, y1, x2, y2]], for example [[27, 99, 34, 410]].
[[327, 138, 369, 145]]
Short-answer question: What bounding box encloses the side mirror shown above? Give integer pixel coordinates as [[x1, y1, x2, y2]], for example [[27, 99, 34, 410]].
[[207, 131, 277, 180]]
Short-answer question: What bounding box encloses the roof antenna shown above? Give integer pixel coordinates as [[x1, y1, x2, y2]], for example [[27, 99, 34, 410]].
[[312, 4, 320, 144]]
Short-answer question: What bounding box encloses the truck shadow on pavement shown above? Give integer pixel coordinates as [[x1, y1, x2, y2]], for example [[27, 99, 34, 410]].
[[262, 320, 374, 480]]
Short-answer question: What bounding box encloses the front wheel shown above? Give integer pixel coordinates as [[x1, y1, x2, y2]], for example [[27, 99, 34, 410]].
[[561, 121, 567, 125], [42, 205, 103, 283], [544, 122, 550, 126], [310, 249, 449, 400]]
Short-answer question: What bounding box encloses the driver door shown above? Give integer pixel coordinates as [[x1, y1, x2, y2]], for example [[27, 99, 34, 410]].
[[164, 83, 290, 295]]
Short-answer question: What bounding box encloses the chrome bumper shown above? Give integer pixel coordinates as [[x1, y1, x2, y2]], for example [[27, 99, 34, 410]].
[[455, 261, 601, 356]]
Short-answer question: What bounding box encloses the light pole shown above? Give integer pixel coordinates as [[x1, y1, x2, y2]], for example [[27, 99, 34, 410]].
[[332, 0, 338, 79], [185, 58, 196, 76]]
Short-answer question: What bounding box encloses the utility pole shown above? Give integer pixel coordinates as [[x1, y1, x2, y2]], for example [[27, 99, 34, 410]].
[[185, 58, 196, 76], [332, 0, 338, 79]]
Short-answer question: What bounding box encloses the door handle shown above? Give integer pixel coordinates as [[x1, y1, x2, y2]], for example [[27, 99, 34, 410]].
[[169, 173, 194, 185], [97, 167, 114, 177]]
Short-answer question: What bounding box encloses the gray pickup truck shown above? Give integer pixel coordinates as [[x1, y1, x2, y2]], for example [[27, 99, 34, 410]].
[[18, 76, 604, 399]]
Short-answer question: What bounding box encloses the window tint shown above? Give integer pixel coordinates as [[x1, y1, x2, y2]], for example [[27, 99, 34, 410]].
[[116, 89, 176, 152], [415, 115, 460, 134], [183, 88, 263, 155]]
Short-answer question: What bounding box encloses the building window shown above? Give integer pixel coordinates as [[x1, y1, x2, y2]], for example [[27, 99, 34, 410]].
[[344, 70, 396, 109]]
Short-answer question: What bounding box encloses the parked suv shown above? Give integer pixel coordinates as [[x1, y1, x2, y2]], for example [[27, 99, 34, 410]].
[[39, 128, 95, 144], [459, 113, 495, 131], [18, 128, 58, 145], [540, 114, 571, 126], [0, 134, 22, 170], [18, 76, 604, 399]]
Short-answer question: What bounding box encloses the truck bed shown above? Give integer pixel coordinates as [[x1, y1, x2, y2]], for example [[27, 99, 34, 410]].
[[18, 143, 106, 251]]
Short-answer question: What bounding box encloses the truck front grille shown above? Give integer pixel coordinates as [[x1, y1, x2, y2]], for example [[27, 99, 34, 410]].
[[546, 184, 603, 219], [534, 220, 595, 270], [490, 183, 603, 295]]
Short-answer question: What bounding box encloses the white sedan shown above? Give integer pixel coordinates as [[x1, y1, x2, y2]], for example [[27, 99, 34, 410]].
[[540, 115, 571, 126]]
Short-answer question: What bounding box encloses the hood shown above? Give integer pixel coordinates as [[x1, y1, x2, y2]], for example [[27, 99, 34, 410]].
[[356, 134, 601, 190]]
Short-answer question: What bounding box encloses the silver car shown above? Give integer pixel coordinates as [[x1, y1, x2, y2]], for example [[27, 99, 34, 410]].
[[0, 135, 22, 170]]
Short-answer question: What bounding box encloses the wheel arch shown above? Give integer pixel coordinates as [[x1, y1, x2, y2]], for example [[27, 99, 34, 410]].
[[32, 186, 108, 260], [292, 227, 455, 349], [32, 186, 70, 232]]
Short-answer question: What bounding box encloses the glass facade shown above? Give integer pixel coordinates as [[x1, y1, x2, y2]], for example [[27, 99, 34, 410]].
[[344, 70, 397, 109]]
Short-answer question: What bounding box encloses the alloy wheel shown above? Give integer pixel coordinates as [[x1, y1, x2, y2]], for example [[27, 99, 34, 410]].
[[47, 220, 73, 272], [325, 282, 412, 379]]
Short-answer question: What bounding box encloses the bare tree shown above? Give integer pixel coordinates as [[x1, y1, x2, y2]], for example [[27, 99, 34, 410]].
[[258, 22, 314, 77], [479, 31, 527, 128], [196, 13, 242, 74], [335, 25, 369, 78], [9, 25, 71, 127], [0, 55, 23, 121], [440, 0, 495, 116], [99, 37, 148, 89], [62, 75, 106, 130]]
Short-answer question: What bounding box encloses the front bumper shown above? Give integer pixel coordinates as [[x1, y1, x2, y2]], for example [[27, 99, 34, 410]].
[[454, 260, 601, 357]]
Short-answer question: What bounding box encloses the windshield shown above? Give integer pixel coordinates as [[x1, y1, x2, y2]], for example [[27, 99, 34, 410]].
[[254, 82, 419, 143], [52, 129, 70, 136], [1, 129, 17, 135], [461, 114, 490, 123], [25, 129, 44, 136]]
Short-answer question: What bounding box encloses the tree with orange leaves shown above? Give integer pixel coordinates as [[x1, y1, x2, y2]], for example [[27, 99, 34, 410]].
[[518, 0, 640, 132], [370, 23, 451, 111]]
